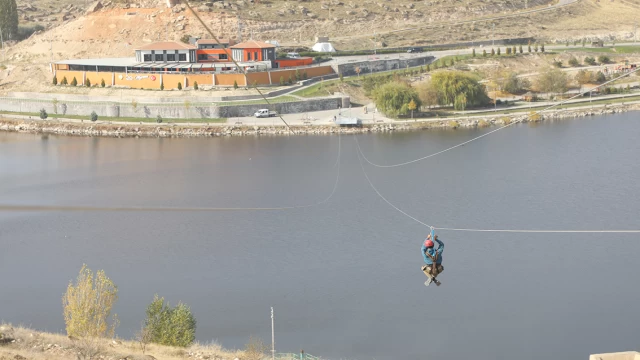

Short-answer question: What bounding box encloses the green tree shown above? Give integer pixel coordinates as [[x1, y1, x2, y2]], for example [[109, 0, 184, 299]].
[[597, 55, 610, 64], [63, 264, 118, 339], [193, 81, 198, 90], [417, 81, 438, 109], [71, 77, 78, 86], [0, 0, 19, 40], [101, 78, 106, 87], [519, 45, 523, 54], [156, 115, 163, 123], [52, 76, 58, 85], [528, 45, 532, 53], [541, 44, 545, 53], [426, 64, 430, 71], [90, 111, 98, 122], [535, 67, 568, 95], [279, 76, 284, 85], [160, 81, 164, 90], [339, 72, 344, 82], [425, 71, 491, 108], [177, 82, 182, 90], [512, 46, 517, 55], [483, 49, 487, 57], [61, 76, 68, 85], [534, 44, 539, 52], [491, 48, 495, 56], [295, 69, 301, 81], [144, 295, 196, 348], [472, 48, 476, 57], [584, 56, 596, 65], [506, 47, 512, 55], [233, 80, 238, 89], [85, 78, 91, 87], [582, 38, 586, 47], [497, 48, 501, 56], [302, 71, 308, 80], [594, 71, 606, 83], [39, 108, 47, 119], [568, 56, 579, 67], [372, 81, 421, 117]]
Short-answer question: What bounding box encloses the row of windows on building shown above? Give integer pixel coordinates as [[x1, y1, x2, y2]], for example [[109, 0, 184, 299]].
[[143, 53, 187, 62], [197, 54, 228, 61]]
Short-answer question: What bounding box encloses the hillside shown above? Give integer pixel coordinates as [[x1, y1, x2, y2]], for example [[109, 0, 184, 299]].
[[1, 0, 639, 94]]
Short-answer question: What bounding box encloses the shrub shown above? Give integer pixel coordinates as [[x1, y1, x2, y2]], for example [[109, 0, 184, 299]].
[[491, 48, 495, 56], [156, 115, 163, 123], [568, 57, 579, 67], [302, 71, 308, 80], [279, 76, 285, 85], [90, 111, 98, 122], [448, 120, 459, 128], [339, 72, 344, 82], [506, 47, 512, 55], [528, 45, 532, 53], [52, 76, 58, 85], [101, 79, 106, 87], [144, 295, 196, 347], [483, 49, 487, 57], [597, 55, 611, 64], [180, 34, 191, 44], [193, 81, 198, 90], [529, 111, 542, 122], [244, 336, 269, 360], [63, 264, 118, 338], [71, 77, 78, 86], [160, 81, 165, 90], [233, 80, 238, 89], [519, 45, 523, 54], [177, 82, 182, 90], [595, 71, 606, 83], [541, 44, 545, 53], [85, 78, 91, 87], [553, 60, 563, 68], [584, 56, 596, 65], [61, 76, 68, 85], [295, 69, 301, 81], [472, 48, 476, 57], [39, 108, 48, 119], [477, 119, 489, 127], [288, 74, 293, 84], [15, 24, 45, 41], [497, 48, 501, 56]]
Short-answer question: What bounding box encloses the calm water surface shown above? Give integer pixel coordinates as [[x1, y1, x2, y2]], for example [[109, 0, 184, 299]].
[[1, 114, 640, 360]]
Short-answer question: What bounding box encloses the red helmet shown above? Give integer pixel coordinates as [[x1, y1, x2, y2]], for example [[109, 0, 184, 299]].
[[424, 239, 434, 248]]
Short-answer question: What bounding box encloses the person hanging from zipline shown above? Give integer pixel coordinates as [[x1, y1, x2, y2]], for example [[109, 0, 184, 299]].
[[421, 229, 444, 287]]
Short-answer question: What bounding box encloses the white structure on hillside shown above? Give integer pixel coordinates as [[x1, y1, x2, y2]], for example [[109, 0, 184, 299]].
[[312, 42, 336, 53]]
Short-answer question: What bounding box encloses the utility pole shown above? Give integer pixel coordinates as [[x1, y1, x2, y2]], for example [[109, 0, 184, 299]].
[[492, 23, 495, 47], [271, 307, 275, 360], [374, 30, 377, 55]]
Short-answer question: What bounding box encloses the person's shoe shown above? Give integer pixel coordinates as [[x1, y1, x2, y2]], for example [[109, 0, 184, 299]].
[[424, 278, 432, 287], [434, 280, 441, 286]]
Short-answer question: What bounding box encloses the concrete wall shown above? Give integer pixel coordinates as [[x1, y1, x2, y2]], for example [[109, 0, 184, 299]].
[[333, 55, 435, 76], [0, 96, 343, 119], [218, 97, 341, 118]]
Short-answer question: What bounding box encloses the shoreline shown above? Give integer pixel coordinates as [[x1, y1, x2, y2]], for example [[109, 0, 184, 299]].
[[0, 103, 637, 138]]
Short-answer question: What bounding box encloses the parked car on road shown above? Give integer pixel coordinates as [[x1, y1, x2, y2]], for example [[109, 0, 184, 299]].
[[254, 109, 278, 118], [407, 47, 423, 53]]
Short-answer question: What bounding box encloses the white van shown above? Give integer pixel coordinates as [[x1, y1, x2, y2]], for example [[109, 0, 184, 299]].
[[286, 52, 301, 58]]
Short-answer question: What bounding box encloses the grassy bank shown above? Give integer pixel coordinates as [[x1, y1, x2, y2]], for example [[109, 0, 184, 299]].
[[0, 323, 243, 360]]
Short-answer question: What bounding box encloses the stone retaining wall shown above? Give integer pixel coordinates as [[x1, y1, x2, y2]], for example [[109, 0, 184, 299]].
[[0, 96, 344, 119]]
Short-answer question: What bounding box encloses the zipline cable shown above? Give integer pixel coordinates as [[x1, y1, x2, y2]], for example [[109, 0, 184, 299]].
[[355, 137, 640, 234], [0, 134, 341, 213], [358, 66, 640, 168]]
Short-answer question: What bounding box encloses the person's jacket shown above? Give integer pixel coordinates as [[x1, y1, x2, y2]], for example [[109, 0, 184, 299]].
[[422, 239, 444, 265]]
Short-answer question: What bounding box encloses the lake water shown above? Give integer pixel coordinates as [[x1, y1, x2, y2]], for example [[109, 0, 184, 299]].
[[1, 113, 640, 360]]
